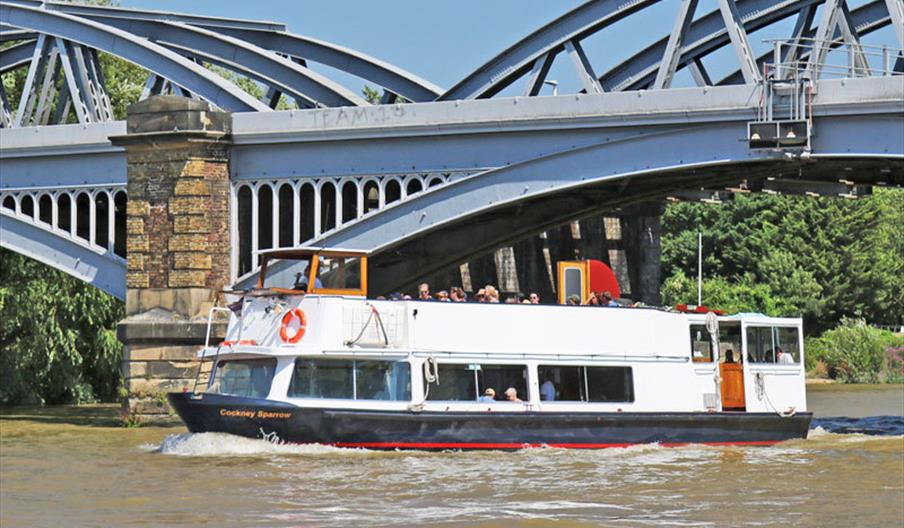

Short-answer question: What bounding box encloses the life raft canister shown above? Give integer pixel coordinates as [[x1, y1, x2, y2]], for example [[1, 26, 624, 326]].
[[279, 308, 307, 343]]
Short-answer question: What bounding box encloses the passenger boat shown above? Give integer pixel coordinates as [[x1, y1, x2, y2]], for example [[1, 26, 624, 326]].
[[168, 248, 812, 450]]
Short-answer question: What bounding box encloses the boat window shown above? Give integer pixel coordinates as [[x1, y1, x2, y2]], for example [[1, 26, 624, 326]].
[[690, 324, 713, 362], [210, 358, 277, 399], [288, 358, 410, 400], [317, 256, 362, 291], [690, 324, 743, 363], [774, 327, 800, 363], [538, 365, 634, 403], [746, 326, 801, 364], [426, 363, 528, 402], [263, 257, 314, 291]]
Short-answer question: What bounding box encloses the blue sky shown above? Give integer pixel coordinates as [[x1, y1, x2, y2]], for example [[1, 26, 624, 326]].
[[119, 0, 899, 97]]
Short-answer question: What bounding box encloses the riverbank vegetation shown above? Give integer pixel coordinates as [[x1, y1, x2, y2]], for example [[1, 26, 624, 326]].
[[0, 250, 124, 405], [805, 319, 904, 384], [661, 189, 903, 383]]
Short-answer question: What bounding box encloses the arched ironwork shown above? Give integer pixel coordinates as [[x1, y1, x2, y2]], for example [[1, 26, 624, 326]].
[[440, 0, 902, 100], [0, 0, 442, 128]]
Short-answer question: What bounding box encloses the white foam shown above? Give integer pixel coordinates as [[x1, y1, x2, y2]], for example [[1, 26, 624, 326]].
[[146, 432, 368, 457]]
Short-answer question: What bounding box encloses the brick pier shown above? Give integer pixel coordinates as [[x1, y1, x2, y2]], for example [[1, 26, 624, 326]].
[[112, 96, 230, 423]]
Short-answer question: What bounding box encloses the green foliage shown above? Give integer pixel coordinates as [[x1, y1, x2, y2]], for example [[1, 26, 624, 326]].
[[661, 189, 904, 332], [0, 249, 124, 405], [362, 85, 382, 105], [804, 319, 904, 384]]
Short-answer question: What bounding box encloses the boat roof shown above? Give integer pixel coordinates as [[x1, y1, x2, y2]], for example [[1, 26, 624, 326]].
[[254, 247, 369, 259]]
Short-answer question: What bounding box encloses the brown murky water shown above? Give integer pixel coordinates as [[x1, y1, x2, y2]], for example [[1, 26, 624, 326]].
[[1, 385, 902, 527]]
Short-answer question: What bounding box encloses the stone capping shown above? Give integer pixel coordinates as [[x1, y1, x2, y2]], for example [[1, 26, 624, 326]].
[[121, 95, 231, 135], [108, 130, 229, 147]]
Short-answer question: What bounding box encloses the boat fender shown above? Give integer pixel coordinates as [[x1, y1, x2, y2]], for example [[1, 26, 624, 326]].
[[279, 308, 307, 343]]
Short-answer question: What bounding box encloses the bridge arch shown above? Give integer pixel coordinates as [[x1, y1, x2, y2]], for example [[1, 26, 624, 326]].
[[1, 205, 125, 299]]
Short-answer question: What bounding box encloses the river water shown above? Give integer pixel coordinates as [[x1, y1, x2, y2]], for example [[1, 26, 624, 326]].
[[1, 384, 902, 527]]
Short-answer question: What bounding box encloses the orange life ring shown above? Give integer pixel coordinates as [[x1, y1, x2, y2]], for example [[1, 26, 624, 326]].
[[279, 308, 307, 343]]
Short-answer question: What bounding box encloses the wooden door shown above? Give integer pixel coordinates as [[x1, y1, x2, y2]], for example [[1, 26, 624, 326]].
[[720, 363, 746, 410]]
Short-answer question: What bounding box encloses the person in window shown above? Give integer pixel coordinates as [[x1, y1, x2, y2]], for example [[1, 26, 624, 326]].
[[504, 387, 522, 403], [776, 347, 794, 364], [294, 262, 323, 290], [477, 388, 496, 403], [567, 294, 580, 305], [540, 377, 556, 401], [725, 350, 736, 363]]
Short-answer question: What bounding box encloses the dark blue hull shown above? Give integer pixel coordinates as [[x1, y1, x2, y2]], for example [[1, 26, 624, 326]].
[[168, 392, 812, 450]]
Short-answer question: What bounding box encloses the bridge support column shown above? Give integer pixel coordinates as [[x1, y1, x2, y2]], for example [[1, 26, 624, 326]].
[[620, 202, 664, 306], [111, 96, 231, 424]]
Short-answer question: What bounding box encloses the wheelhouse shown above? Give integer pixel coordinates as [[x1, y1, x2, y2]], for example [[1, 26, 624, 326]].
[[255, 247, 368, 297]]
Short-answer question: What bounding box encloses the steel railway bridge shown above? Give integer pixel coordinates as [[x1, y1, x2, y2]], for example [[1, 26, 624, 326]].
[[1, 0, 902, 300]]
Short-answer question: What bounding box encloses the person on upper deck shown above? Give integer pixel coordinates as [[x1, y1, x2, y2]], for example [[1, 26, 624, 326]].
[[529, 292, 540, 304], [418, 283, 433, 301], [504, 387, 522, 403], [450, 287, 467, 302], [601, 291, 619, 307], [478, 388, 496, 403], [485, 285, 500, 303]]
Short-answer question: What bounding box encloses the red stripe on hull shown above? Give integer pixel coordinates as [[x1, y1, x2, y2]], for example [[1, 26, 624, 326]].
[[332, 440, 781, 449]]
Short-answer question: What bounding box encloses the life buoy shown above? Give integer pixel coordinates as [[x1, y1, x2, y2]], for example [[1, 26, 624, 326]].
[[279, 308, 307, 343]]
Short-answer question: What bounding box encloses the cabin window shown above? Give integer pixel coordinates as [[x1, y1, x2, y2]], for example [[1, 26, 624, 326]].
[[288, 358, 411, 400], [317, 256, 363, 291], [426, 363, 528, 402], [746, 326, 800, 364], [563, 267, 583, 303], [537, 365, 634, 403], [690, 324, 713, 362], [210, 358, 277, 399], [690, 324, 743, 363], [262, 257, 314, 290]]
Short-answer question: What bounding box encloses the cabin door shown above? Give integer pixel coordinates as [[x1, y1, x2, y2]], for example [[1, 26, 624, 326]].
[[720, 362, 746, 410]]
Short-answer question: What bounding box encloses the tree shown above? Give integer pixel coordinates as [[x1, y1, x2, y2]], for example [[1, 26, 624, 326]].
[[661, 189, 904, 333], [0, 249, 124, 404]]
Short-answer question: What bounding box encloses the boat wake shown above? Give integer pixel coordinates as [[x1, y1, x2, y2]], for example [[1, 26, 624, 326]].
[[811, 415, 904, 436], [143, 432, 363, 457]]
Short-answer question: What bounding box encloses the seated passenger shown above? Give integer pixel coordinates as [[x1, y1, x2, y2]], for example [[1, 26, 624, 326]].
[[477, 388, 496, 403], [601, 291, 619, 307], [567, 294, 580, 305], [504, 387, 522, 403], [485, 285, 500, 303], [776, 347, 794, 364], [450, 287, 467, 302], [418, 282, 432, 301], [540, 378, 556, 401]]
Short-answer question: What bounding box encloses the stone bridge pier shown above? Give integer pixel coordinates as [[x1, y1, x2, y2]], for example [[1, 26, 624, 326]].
[[114, 96, 229, 423]]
